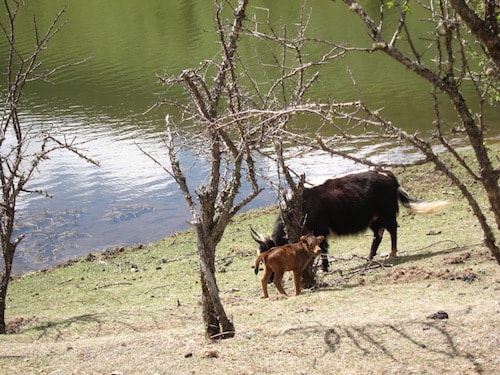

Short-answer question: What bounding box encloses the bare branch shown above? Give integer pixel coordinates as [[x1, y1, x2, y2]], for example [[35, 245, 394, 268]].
[[338, 0, 499, 261], [450, 0, 500, 68], [0, 2, 96, 333]]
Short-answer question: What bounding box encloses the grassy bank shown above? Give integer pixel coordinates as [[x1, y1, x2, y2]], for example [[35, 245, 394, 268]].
[[1, 152, 499, 374]]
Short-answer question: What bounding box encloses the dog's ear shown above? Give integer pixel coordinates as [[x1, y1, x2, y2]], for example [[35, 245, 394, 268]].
[[302, 235, 315, 248], [316, 235, 325, 243]]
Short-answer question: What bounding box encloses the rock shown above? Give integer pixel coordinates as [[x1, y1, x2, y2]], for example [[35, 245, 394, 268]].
[[427, 310, 449, 320], [202, 350, 219, 358], [449, 272, 476, 283], [461, 272, 476, 283]]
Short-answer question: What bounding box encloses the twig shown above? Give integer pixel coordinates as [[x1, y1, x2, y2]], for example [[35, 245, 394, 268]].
[[144, 284, 173, 295], [94, 282, 132, 290], [398, 240, 463, 255], [210, 330, 236, 340]]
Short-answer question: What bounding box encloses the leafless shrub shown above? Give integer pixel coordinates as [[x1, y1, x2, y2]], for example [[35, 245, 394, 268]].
[[0, 1, 96, 334]]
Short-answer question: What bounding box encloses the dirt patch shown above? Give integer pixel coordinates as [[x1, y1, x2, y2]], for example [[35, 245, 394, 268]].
[[445, 249, 495, 264], [382, 265, 479, 284], [445, 252, 472, 264], [5, 316, 38, 334]]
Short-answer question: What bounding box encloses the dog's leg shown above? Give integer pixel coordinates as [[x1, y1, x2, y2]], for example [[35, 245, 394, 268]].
[[273, 270, 288, 296], [293, 270, 302, 295], [261, 268, 271, 298]]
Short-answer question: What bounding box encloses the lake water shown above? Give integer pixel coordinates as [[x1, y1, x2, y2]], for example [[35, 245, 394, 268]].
[[1, 0, 498, 273]]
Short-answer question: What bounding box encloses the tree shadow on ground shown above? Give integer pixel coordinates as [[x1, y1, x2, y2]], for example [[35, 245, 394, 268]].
[[385, 242, 471, 266], [27, 314, 104, 340], [316, 242, 473, 289], [321, 321, 485, 374], [278, 319, 486, 374], [19, 307, 176, 341]]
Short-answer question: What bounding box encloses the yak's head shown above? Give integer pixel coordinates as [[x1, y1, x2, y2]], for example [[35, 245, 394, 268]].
[[250, 213, 289, 253], [250, 227, 276, 253]]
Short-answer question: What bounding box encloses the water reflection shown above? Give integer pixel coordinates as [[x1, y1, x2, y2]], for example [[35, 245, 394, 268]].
[[14, 114, 185, 272], [12, 118, 426, 275], [2, 0, 498, 274]]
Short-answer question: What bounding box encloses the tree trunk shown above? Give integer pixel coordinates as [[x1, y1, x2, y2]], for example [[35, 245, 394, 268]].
[[193, 223, 235, 340], [0, 242, 14, 334], [0, 278, 8, 334], [443, 88, 500, 263], [449, 0, 500, 68], [444, 86, 500, 228], [278, 173, 318, 287], [430, 156, 500, 264]]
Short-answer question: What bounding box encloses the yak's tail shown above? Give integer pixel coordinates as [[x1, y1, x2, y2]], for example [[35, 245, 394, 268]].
[[398, 187, 448, 214], [254, 252, 267, 275]]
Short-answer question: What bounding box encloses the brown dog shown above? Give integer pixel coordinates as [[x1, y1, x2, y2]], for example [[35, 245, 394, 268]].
[[254, 235, 325, 298]]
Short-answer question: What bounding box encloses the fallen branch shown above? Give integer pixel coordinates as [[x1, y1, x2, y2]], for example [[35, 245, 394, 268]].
[[94, 282, 132, 290]]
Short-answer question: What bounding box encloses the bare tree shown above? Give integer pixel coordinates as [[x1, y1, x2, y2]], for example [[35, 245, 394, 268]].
[[148, 0, 254, 339], [246, 9, 355, 283], [146, 0, 362, 338], [324, 0, 500, 262], [244, 0, 499, 269], [450, 0, 499, 67], [0, 1, 96, 334]]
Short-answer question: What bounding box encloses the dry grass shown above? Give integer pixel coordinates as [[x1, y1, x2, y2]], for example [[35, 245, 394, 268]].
[[1, 156, 499, 374]]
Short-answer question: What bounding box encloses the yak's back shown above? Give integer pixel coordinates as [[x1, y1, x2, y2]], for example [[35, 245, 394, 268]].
[[302, 170, 400, 235]]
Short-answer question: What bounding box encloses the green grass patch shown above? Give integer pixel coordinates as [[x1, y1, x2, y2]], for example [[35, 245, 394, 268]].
[[1, 146, 499, 374]]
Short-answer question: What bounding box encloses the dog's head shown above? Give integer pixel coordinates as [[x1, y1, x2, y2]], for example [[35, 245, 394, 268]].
[[300, 235, 324, 255]]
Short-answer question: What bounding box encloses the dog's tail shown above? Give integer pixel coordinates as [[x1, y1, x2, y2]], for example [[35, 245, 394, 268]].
[[254, 252, 267, 275], [398, 187, 448, 214]]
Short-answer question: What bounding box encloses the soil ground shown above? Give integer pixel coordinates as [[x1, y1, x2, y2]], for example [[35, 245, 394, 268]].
[[1, 157, 499, 375]]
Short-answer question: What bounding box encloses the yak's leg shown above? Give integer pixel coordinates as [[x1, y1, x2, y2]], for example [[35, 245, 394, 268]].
[[292, 270, 302, 296], [320, 240, 329, 272], [385, 220, 398, 258], [273, 270, 288, 296], [369, 221, 385, 259]]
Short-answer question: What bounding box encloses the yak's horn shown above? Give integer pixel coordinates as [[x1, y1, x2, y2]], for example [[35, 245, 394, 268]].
[[250, 227, 266, 243]]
